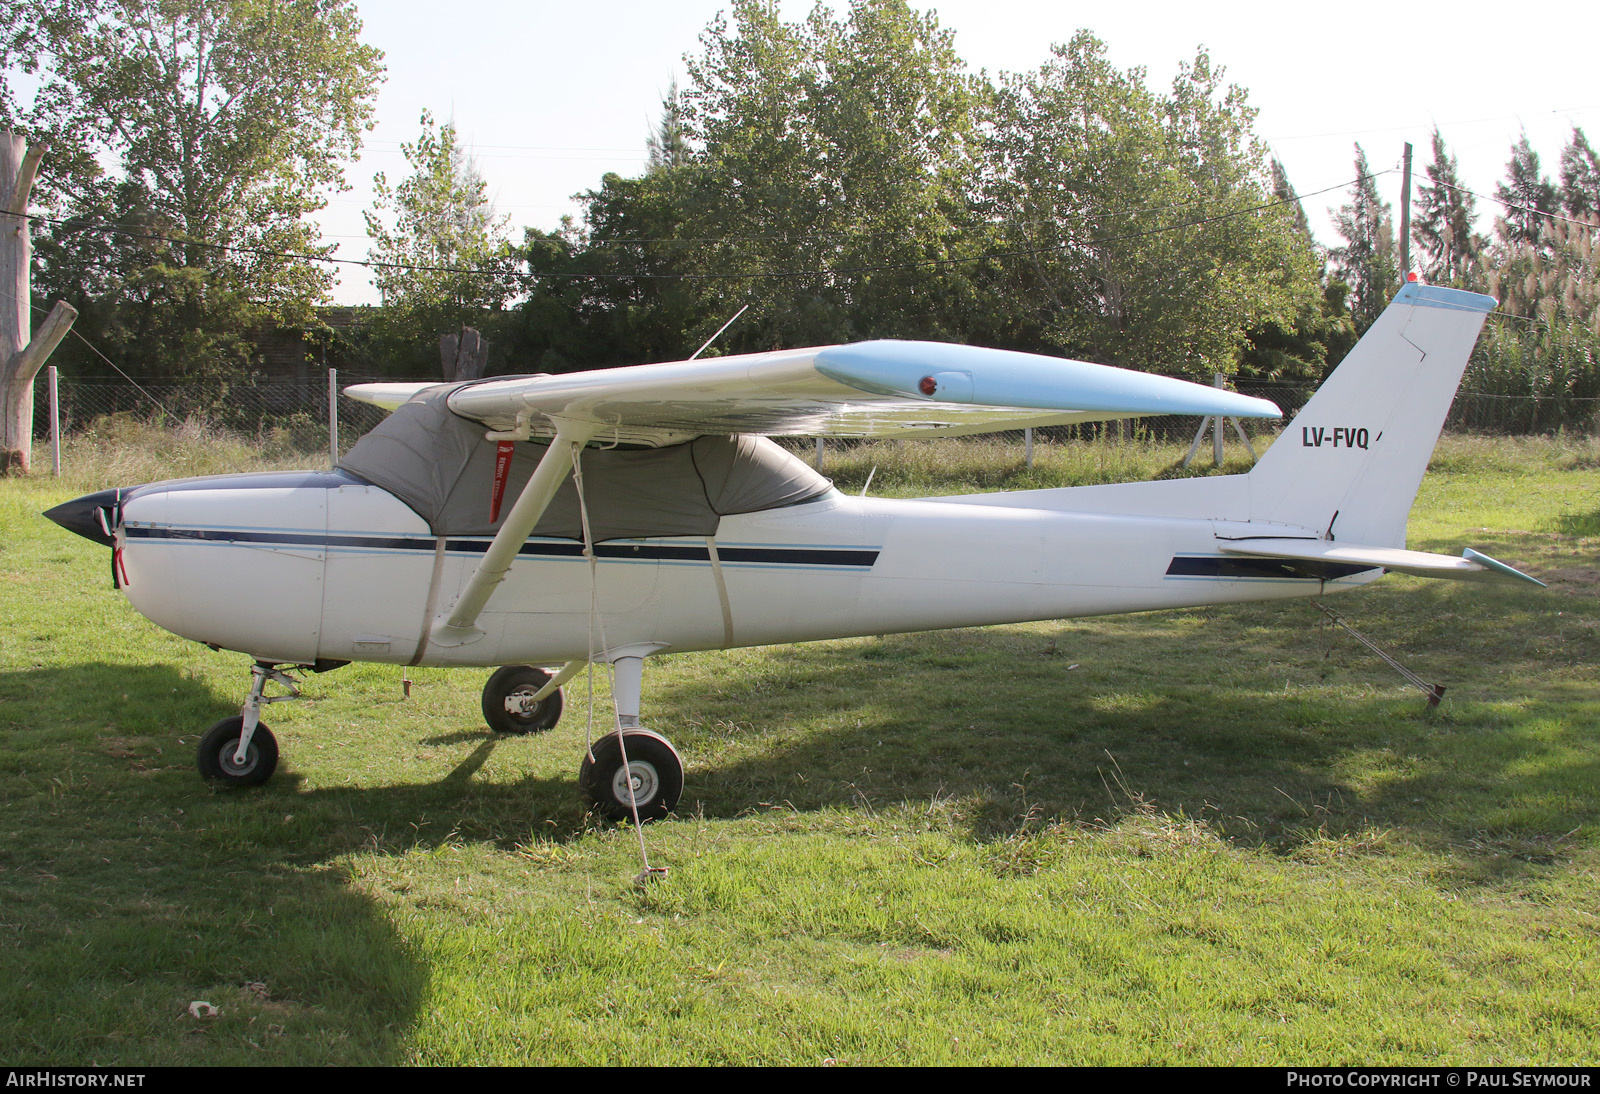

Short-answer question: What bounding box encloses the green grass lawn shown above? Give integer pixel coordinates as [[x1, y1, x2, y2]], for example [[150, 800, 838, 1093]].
[[0, 430, 1596, 1065]]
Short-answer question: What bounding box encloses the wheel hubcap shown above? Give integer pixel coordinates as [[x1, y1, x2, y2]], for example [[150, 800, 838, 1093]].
[[610, 760, 660, 806], [218, 741, 257, 777], [505, 687, 541, 718]]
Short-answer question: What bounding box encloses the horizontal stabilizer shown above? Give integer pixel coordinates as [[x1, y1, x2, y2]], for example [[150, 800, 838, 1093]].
[[1218, 539, 1544, 586]]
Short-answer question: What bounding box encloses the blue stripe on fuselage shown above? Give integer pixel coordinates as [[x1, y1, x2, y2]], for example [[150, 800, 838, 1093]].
[[123, 526, 880, 570]]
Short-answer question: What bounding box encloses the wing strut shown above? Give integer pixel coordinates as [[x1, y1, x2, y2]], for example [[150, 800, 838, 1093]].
[[430, 419, 599, 648]]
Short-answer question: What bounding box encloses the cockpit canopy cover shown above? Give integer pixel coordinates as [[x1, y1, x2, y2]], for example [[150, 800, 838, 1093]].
[[338, 381, 832, 541]]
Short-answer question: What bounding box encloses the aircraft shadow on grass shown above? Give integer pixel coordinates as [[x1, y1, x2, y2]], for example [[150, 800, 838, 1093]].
[[7, 629, 1591, 871], [3, 624, 1591, 1062], [0, 663, 427, 1064]]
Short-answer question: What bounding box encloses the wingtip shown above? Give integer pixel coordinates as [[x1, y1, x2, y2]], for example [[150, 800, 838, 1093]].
[[343, 381, 443, 412], [1462, 548, 1546, 588]]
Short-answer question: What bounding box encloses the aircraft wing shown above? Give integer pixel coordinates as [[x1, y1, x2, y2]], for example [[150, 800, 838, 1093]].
[[340, 381, 436, 412], [1219, 539, 1545, 586], [344, 340, 1280, 445]]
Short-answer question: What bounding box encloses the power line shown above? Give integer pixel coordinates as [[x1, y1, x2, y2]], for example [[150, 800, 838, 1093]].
[[530, 173, 1386, 281], [1433, 178, 1599, 231], [5, 170, 1379, 285], [0, 284, 178, 424]]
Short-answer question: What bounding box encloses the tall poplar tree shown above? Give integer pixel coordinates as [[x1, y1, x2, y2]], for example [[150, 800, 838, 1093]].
[[1558, 127, 1600, 221], [1271, 158, 1313, 244], [988, 34, 1312, 376], [364, 110, 514, 315], [1495, 134, 1558, 249], [361, 110, 517, 376], [1412, 129, 1484, 290], [1331, 144, 1398, 334]]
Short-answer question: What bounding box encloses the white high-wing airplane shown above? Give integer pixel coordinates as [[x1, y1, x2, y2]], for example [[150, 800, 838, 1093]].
[[46, 282, 1540, 820]]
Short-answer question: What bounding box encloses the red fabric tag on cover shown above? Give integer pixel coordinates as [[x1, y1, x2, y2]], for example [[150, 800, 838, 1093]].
[[489, 440, 516, 523]]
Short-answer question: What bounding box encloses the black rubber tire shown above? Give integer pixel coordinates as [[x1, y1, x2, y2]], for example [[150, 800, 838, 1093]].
[[482, 665, 564, 734], [196, 716, 278, 787], [578, 729, 683, 822]]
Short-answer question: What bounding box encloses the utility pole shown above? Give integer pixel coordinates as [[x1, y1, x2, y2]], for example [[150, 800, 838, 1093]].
[[2, 131, 78, 474], [1399, 141, 1413, 280]]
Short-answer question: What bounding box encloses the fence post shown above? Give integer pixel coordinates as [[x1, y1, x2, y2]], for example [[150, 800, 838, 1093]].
[[1024, 426, 1033, 469], [328, 367, 339, 469], [1212, 373, 1224, 467], [815, 436, 825, 473], [47, 364, 60, 476]]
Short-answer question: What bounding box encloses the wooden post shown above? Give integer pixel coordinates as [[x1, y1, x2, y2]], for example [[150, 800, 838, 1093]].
[[440, 325, 489, 382], [815, 437, 825, 473], [1024, 426, 1033, 469], [2, 131, 76, 474], [48, 364, 60, 476], [1399, 142, 1413, 280], [328, 367, 339, 468], [1182, 374, 1242, 470], [1212, 374, 1224, 467]]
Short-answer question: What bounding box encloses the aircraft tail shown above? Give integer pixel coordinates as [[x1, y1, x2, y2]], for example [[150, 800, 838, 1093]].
[[1246, 282, 1496, 546]]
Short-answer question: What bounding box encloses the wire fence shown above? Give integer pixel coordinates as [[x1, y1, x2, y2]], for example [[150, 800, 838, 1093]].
[[31, 372, 392, 449], [26, 372, 1600, 471]]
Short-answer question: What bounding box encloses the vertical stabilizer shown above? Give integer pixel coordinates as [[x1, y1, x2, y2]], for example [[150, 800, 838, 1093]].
[[1248, 283, 1495, 546]]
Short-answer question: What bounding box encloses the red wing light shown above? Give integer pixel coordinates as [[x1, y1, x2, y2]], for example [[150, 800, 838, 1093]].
[[918, 376, 938, 396]]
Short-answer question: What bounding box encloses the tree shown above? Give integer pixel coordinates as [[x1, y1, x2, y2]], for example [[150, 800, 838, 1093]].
[[1558, 127, 1600, 221], [671, 0, 992, 351], [1412, 128, 1484, 290], [512, 0, 998, 369], [1, 132, 77, 473], [645, 80, 690, 174], [1494, 133, 1558, 250], [1331, 144, 1398, 334], [365, 110, 514, 314], [1239, 161, 1353, 388], [1271, 158, 1314, 245], [361, 110, 517, 377], [2, 0, 383, 378], [988, 33, 1314, 376], [1467, 130, 1600, 431]]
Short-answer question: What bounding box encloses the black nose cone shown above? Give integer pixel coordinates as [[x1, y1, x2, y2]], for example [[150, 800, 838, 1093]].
[[43, 488, 132, 547]]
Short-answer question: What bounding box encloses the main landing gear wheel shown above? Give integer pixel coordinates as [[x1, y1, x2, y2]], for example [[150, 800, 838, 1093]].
[[579, 729, 683, 823], [482, 665, 565, 734], [196, 716, 279, 788]]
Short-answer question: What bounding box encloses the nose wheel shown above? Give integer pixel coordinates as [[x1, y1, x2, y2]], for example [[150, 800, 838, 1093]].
[[196, 715, 278, 787], [195, 661, 303, 787]]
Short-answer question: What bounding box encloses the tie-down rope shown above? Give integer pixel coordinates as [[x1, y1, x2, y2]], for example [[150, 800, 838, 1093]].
[[1311, 598, 1446, 708], [569, 443, 665, 884]]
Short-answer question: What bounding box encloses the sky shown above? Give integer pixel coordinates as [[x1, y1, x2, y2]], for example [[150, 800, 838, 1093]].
[[321, 0, 1599, 305]]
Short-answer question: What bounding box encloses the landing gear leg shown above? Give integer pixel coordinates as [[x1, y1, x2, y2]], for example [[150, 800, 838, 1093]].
[[578, 655, 683, 822], [195, 661, 302, 787]]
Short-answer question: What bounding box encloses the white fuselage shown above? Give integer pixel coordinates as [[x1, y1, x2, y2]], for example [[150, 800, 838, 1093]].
[[115, 471, 1374, 668]]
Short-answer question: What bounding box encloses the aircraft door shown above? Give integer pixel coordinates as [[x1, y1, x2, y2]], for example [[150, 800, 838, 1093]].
[[474, 535, 664, 664]]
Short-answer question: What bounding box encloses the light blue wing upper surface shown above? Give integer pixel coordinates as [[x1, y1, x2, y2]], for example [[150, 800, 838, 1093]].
[[346, 339, 1281, 445]]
